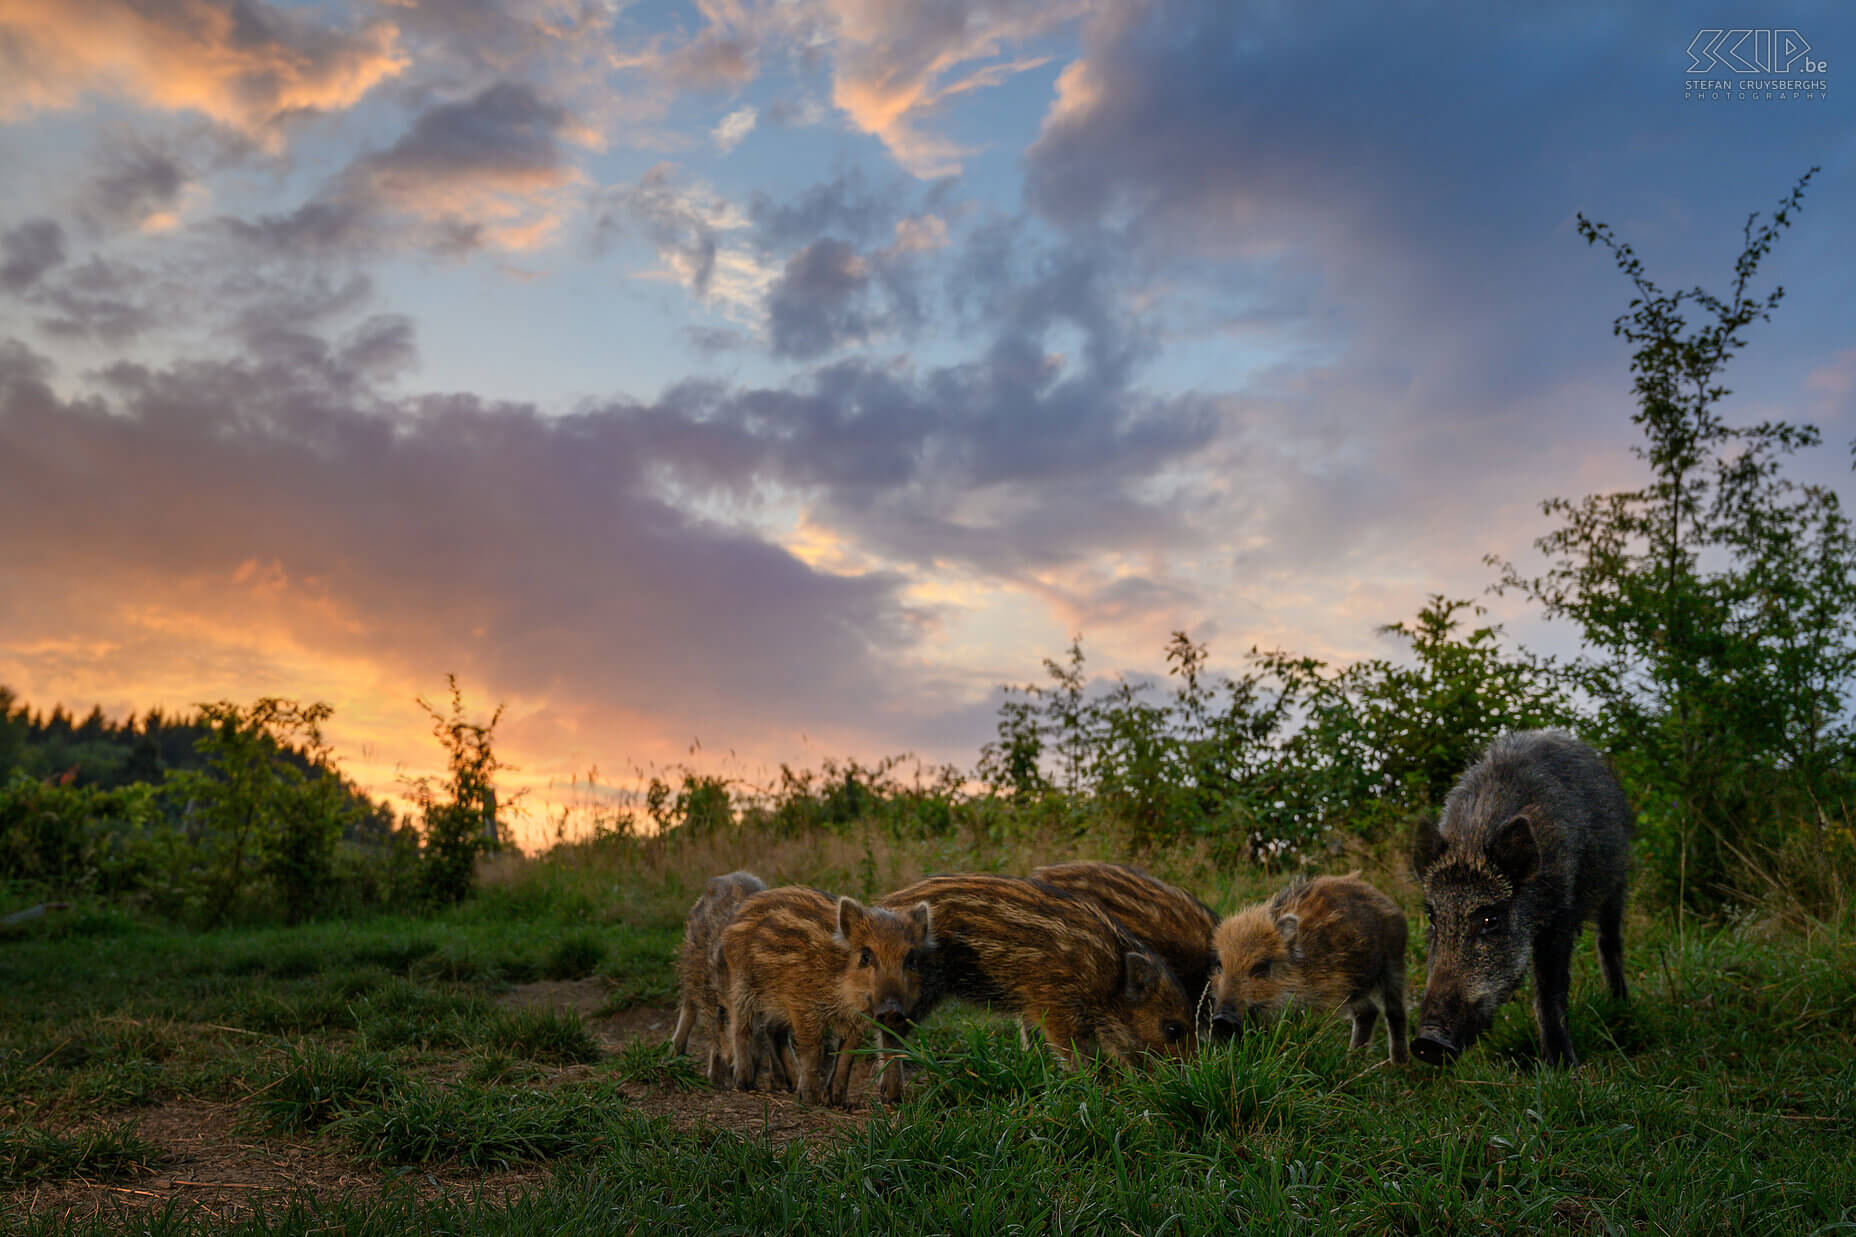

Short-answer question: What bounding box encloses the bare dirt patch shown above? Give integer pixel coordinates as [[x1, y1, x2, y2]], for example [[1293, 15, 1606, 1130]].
[[4, 1099, 548, 1226]]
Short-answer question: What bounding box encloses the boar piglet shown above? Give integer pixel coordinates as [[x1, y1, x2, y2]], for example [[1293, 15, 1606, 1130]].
[[1411, 729, 1633, 1069], [1030, 861, 1219, 1008], [882, 874, 1196, 1071], [720, 887, 933, 1107], [1208, 873, 1408, 1063], [670, 871, 767, 1085]]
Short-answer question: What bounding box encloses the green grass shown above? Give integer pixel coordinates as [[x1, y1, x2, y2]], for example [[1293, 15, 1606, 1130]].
[[480, 1007, 601, 1065], [333, 1080, 631, 1169], [247, 1043, 403, 1133], [608, 1038, 704, 1092], [0, 1124, 156, 1188], [542, 931, 606, 981], [2, 871, 1852, 1234], [595, 926, 681, 1010]]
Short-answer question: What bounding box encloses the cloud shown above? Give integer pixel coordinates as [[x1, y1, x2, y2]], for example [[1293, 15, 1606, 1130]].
[[713, 105, 758, 152], [822, 0, 1084, 176], [748, 166, 906, 252], [0, 332, 923, 753], [0, 0, 406, 146], [338, 80, 580, 252], [0, 219, 66, 292], [81, 142, 189, 233], [639, 233, 1217, 579], [638, 0, 1080, 176], [766, 239, 873, 358], [30, 256, 161, 345], [594, 164, 775, 312], [743, 169, 953, 357], [215, 81, 583, 257], [662, 27, 758, 91], [684, 324, 749, 355]]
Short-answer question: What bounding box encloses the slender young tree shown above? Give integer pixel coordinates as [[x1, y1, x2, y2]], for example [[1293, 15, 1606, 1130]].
[[1495, 167, 1856, 908]]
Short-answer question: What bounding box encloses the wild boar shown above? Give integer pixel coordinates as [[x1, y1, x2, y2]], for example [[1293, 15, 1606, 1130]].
[[1410, 729, 1633, 1068], [670, 871, 767, 1085], [881, 874, 1196, 1069], [719, 886, 934, 1107], [1030, 860, 1220, 1007], [1208, 873, 1409, 1064]]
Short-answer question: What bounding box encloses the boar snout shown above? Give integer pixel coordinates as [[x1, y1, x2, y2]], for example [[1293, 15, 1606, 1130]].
[[1209, 1006, 1243, 1042], [1411, 1028, 1462, 1067], [875, 995, 908, 1030]]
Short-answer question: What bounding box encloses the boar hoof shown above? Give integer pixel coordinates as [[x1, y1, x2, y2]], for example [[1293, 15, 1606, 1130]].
[[1411, 1030, 1461, 1067]]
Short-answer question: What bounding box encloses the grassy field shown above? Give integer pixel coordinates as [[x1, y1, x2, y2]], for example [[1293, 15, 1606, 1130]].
[[3, 831, 1853, 1235]]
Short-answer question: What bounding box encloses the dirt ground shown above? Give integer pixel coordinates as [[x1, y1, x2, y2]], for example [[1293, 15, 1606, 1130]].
[[8, 981, 874, 1226]]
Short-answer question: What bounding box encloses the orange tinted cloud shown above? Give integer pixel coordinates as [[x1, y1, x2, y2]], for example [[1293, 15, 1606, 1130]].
[[824, 0, 1084, 176], [0, 0, 405, 144]]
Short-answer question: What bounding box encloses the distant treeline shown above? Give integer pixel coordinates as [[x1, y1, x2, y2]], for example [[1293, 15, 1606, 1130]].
[[0, 687, 394, 840], [0, 683, 497, 926]]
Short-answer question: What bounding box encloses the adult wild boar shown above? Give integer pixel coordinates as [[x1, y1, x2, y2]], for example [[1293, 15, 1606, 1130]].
[[1410, 730, 1633, 1068]]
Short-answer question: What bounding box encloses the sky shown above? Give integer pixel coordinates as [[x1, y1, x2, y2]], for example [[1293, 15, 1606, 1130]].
[[1, 1, 1852, 845]]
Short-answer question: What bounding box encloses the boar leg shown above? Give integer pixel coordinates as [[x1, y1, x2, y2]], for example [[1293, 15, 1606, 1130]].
[[705, 1038, 728, 1086], [773, 1028, 800, 1091], [1348, 1000, 1379, 1051], [1597, 889, 1628, 1000], [752, 1025, 795, 1091], [1036, 1011, 1083, 1070], [1532, 923, 1578, 1068], [730, 1010, 760, 1092], [827, 1025, 865, 1107], [1381, 969, 1410, 1065], [670, 1001, 694, 1055], [791, 1023, 830, 1105], [705, 1002, 732, 1084], [876, 1029, 906, 1105]]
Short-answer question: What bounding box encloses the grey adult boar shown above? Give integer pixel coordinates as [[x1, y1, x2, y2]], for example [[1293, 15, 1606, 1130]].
[[1410, 729, 1633, 1068]]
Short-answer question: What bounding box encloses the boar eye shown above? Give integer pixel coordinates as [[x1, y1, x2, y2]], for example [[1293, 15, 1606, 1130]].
[[902, 949, 919, 972], [1249, 959, 1272, 979], [1162, 1021, 1186, 1044], [858, 947, 875, 968], [1478, 914, 1503, 936]]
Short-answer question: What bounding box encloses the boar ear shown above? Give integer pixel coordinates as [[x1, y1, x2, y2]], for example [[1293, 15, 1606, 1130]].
[[1490, 814, 1540, 883], [1274, 912, 1300, 945], [907, 900, 933, 941], [1410, 815, 1447, 879], [1122, 949, 1162, 1003], [834, 896, 867, 942]]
